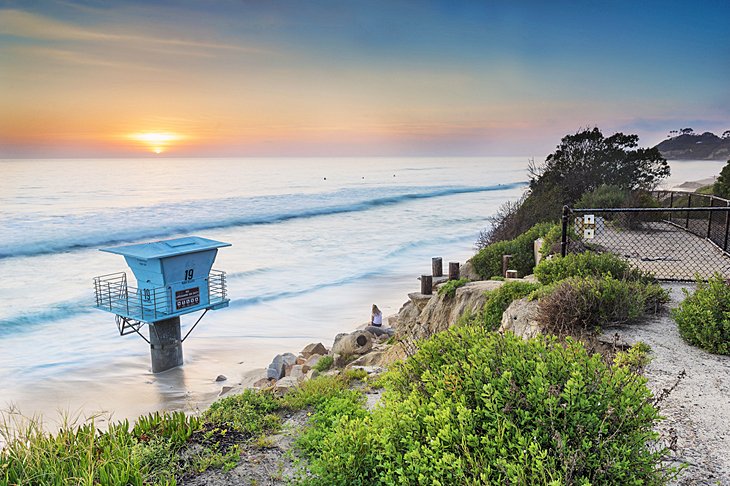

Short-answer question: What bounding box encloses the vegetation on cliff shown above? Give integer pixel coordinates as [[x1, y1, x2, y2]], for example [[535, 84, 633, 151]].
[[483, 127, 669, 244], [655, 129, 730, 160]]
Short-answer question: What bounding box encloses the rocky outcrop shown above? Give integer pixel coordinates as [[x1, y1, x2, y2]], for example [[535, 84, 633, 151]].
[[392, 280, 505, 340], [498, 297, 543, 339]]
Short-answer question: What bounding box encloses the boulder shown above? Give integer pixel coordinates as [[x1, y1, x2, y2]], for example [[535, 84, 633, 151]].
[[215, 374, 227, 382], [460, 259, 481, 281], [349, 350, 385, 367], [304, 353, 323, 369], [289, 364, 307, 382], [306, 369, 320, 380], [266, 352, 298, 380], [273, 376, 300, 396], [363, 325, 395, 337], [219, 386, 233, 396], [332, 330, 375, 356], [499, 297, 543, 339], [301, 342, 328, 358], [252, 377, 274, 389]]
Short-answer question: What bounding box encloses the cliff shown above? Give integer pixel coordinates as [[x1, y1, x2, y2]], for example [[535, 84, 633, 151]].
[[654, 132, 730, 160]]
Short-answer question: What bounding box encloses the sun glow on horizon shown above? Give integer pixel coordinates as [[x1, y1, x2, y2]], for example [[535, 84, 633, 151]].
[[128, 132, 183, 154]]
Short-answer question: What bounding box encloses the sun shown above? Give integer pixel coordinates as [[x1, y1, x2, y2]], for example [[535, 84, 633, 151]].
[[129, 132, 182, 154]]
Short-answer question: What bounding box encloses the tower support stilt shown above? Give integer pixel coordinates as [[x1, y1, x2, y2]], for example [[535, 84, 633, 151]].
[[149, 317, 183, 373]]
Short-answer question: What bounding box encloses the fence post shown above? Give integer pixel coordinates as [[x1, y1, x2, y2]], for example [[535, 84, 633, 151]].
[[420, 275, 433, 295], [669, 192, 674, 223], [432, 257, 443, 277], [686, 193, 692, 229], [722, 201, 730, 251], [561, 205, 570, 257], [448, 262, 460, 280], [707, 196, 714, 239]]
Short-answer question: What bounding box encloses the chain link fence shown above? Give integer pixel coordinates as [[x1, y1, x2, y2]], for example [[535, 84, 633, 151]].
[[561, 192, 730, 281]]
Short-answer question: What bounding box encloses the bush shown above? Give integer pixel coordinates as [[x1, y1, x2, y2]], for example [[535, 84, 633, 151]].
[[312, 355, 334, 373], [576, 184, 629, 209], [534, 251, 648, 285], [299, 327, 670, 485], [438, 277, 469, 298], [538, 275, 669, 335], [479, 280, 541, 331], [538, 223, 584, 258], [471, 222, 555, 279], [672, 274, 730, 355]]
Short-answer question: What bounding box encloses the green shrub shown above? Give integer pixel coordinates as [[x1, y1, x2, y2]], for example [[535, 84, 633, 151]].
[[299, 327, 670, 485], [471, 222, 555, 279], [438, 277, 469, 298], [538, 275, 669, 334], [576, 184, 629, 208], [672, 275, 730, 355], [312, 355, 334, 372], [534, 251, 649, 285], [202, 388, 280, 436], [538, 223, 584, 258], [479, 280, 541, 331]]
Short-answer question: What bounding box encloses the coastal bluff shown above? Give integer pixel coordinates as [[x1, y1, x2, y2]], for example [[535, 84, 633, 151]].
[[654, 131, 730, 160]]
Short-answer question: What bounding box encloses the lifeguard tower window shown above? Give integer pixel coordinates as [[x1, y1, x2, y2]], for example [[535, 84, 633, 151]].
[[93, 236, 231, 323]]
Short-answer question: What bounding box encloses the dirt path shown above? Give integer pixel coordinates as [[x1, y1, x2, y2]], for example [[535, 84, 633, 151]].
[[606, 282, 730, 485]]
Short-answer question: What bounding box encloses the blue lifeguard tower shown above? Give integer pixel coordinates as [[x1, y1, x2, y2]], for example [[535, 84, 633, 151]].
[[93, 236, 231, 372]]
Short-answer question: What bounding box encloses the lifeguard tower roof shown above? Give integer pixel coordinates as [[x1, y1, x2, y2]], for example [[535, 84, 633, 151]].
[[101, 236, 230, 259]]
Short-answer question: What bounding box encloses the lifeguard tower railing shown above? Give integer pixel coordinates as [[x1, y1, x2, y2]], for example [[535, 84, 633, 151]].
[[93, 269, 228, 323]]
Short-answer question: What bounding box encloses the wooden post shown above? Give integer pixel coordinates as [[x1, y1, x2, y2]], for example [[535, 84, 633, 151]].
[[448, 262, 460, 280], [420, 275, 433, 295], [432, 257, 443, 277], [502, 254, 512, 277]]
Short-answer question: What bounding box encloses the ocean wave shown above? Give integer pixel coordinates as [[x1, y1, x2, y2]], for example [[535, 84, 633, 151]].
[[0, 183, 524, 261], [0, 301, 96, 338], [0, 267, 383, 338]]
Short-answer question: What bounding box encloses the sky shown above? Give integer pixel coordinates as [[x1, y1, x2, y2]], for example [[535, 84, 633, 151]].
[[1, 0, 729, 158]]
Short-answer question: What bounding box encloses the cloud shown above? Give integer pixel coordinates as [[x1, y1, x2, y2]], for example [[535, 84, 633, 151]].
[[0, 9, 266, 54]]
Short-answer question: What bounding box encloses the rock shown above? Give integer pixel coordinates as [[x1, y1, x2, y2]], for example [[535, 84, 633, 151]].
[[215, 374, 227, 382], [304, 354, 322, 368], [363, 325, 395, 337], [266, 352, 298, 380], [296, 356, 306, 365], [498, 297, 543, 339], [349, 351, 385, 367], [273, 376, 300, 396], [219, 386, 233, 396], [332, 330, 375, 356], [252, 377, 274, 389], [460, 259, 481, 281], [289, 364, 307, 382], [301, 342, 327, 358], [306, 369, 320, 380]]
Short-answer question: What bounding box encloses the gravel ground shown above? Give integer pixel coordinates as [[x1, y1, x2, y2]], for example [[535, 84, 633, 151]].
[[606, 282, 730, 485]]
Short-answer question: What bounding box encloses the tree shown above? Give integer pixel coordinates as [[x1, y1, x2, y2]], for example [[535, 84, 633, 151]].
[[713, 160, 730, 198], [680, 127, 694, 135], [482, 127, 670, 244], [529, 127, 670, 204], [722, 130, 730, 139]]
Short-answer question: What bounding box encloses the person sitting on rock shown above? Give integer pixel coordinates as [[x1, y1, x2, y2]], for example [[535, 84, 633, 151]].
[[371, 304, 383, 327]]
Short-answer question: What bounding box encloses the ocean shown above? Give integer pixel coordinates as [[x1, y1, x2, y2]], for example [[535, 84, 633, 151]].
[[0, 156, 723, 431]]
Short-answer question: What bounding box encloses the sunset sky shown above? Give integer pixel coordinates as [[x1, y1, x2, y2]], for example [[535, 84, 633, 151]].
[[1, 0, 728, 158]]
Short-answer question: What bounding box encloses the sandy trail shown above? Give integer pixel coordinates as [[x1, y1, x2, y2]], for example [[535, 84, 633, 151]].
[[607, 282, 730, 485]]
